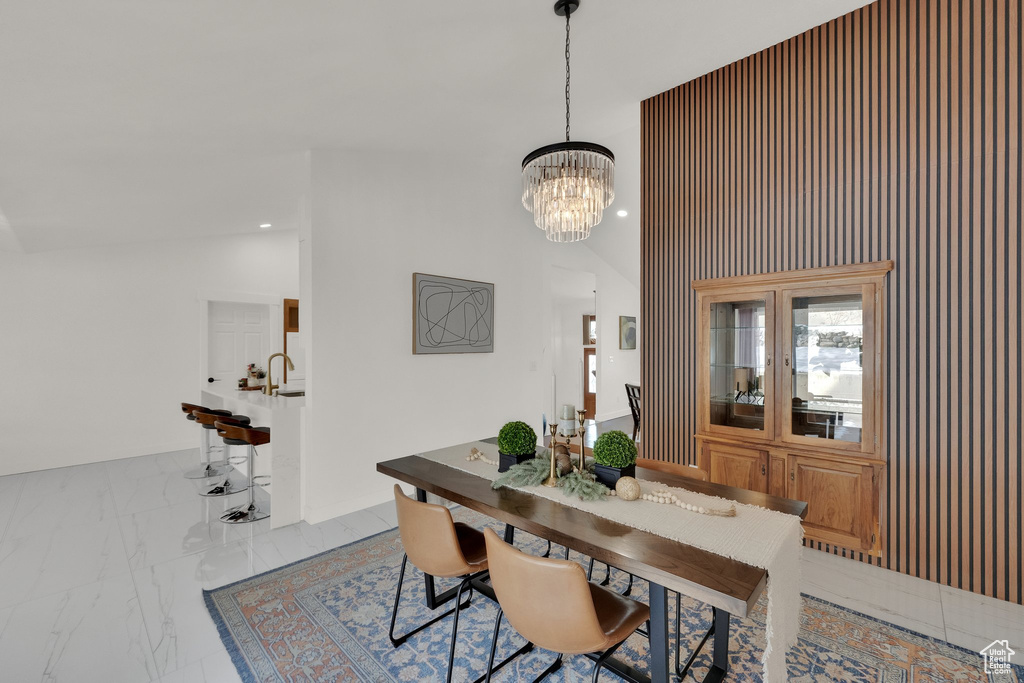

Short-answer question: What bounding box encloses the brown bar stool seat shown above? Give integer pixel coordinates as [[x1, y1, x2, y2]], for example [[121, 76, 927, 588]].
[[481, 527, 651, 682], [181, 404, 248, 479], [213, 421, 270, 524]]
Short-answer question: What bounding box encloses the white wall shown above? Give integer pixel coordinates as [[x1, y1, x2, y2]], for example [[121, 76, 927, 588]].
[[300, 148, 641, 523], [551, 296, 593, 414], [0, 230, 299, 476], [540, 250, 641, 422], [302, 149, 549, 522]]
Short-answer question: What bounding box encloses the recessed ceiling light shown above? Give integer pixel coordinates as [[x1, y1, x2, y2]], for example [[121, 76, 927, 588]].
[[616, 210, 628, 218], [259, 223, 272, 229]]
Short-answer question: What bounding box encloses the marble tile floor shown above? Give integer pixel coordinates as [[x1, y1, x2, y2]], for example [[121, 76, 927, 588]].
[[0, 448, 1020, 682]]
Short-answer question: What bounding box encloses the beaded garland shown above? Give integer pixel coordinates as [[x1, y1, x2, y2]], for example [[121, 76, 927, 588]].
[[466, 447, 499, 467], [607, 484, 736, 517]]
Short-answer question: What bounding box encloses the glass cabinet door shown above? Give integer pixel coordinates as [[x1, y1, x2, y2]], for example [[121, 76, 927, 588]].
[[783, 285, 874, 451], [705, 292, 775, 439]]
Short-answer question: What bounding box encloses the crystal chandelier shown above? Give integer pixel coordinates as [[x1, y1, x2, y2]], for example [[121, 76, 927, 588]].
[[522, 0, 614, 243]]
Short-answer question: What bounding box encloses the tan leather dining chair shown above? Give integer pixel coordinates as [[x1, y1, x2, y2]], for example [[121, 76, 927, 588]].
[[481, 527, 651, 682], [389, 485, 490, 683]]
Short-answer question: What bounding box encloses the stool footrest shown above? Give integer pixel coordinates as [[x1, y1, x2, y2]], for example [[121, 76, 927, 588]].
[[220, 502, 270, 524]]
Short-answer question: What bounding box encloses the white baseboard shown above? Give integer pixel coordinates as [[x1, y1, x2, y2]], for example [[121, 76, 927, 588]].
[[304, 483, 395, 525], [595, 408, 631, 423], [0, 439, 196, 477]]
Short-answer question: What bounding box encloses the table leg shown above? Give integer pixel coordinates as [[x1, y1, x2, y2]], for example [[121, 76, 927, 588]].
[[648, 582, 670, 683], [503, 523, 515, 544], [701, 609, 731, 683]]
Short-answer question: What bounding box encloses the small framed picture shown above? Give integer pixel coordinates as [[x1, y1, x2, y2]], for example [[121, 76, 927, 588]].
[[619, 316, 637, 350]]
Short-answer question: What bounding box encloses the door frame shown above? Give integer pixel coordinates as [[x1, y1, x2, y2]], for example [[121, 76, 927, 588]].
[[198, 290, 283, 390], [583, 347, 597, 419]]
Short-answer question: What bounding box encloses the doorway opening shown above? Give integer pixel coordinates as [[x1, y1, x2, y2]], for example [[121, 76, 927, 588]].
[[206, 301, 272, 386], [549, 267, 598, 425]]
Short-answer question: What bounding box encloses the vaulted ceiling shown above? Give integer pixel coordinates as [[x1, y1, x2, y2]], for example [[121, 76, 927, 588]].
[[0, 0, 872, 253]]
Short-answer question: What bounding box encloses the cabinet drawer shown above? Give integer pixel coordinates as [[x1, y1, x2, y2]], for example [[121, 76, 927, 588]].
[[789, 454, 876, 551], [704, 442, 768, 494]]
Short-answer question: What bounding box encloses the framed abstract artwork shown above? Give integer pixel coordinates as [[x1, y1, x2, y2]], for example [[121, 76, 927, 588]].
[[413, 273, 494, 354], [619, 315, 637, 350]]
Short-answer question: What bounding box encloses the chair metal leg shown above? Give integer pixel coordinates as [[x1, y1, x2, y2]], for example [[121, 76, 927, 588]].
[[622, 572, 633, 596], [535, 653, 564, 681], [586, 558, 612, 586], [445, 578, 473, 683], [591, 640, 624, 683], [388, 554, 409, 646], [476, 606, 537, 683], [388, 554, 472, 648], [483, 606, 503, 683]]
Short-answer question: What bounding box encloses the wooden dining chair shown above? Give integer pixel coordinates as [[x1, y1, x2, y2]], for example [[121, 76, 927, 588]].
[[625, 384, 641, 441], [481, 528, 650, 682]]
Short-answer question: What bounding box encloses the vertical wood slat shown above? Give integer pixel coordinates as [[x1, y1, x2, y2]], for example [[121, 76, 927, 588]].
[[639, 0, 1023, 604]]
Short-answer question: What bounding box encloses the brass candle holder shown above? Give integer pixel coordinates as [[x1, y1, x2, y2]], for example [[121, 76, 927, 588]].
[[576, 409, 587, 473], [543, 423, 559, 487]]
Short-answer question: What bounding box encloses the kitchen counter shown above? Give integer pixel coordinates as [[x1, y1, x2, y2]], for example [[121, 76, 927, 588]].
[[201, 382, 304, 528], [202, 382, 305, 410]]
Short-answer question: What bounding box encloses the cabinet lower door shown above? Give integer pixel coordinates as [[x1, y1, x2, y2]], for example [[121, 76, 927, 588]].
[[789, 455, 876, 551], [706, 443, 768, 493]]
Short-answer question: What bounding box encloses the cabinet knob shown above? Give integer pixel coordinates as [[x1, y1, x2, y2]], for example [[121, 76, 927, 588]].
[[761, 464, 766, 476], [766, 354, 772, 366], [785, 355, 790, 367]]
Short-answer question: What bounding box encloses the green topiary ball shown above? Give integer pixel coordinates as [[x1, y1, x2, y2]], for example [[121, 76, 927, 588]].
[[497, 421, 538, 456], [592, 430, 638, 468]]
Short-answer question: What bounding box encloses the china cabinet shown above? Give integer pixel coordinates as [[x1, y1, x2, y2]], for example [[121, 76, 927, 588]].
[[694, 261, 892, 556]]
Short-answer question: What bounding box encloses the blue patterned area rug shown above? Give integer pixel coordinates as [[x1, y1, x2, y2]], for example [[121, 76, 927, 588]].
[[204, 508, 1021, 682]]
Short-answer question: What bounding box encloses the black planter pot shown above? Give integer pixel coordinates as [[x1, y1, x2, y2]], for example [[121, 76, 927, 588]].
[[498, 450, 537, 473], [593, 463, 636, 488]]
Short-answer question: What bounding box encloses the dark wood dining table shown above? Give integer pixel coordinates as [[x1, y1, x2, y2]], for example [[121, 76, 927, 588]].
[[377, 443, 807, 683]]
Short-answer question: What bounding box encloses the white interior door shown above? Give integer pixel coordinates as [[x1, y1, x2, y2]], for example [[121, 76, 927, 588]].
[[207, 302, 271, 385]]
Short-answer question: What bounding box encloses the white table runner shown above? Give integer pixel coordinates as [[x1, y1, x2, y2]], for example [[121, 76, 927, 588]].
[[419, 441, 802, 683]]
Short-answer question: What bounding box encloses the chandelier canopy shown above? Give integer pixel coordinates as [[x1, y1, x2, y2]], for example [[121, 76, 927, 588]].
[[522, 0, 614, 243]]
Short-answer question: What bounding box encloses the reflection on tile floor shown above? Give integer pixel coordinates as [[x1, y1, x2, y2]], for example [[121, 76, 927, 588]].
[[0, 448, 1020, 682]]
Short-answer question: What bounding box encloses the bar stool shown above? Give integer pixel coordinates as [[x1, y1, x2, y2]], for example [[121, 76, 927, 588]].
[[181, 404, 227, 479], [187, 408, 250, 480], [198, 415, 252, 498], [213, 420, 271, 524]]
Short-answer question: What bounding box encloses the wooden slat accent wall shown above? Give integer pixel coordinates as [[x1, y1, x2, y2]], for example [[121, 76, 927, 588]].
[[641, 0, 1022, 603]]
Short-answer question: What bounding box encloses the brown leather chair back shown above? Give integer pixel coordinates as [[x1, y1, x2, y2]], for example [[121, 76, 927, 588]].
[[393, 485, 479, 579], [483, 527, 608, 654]]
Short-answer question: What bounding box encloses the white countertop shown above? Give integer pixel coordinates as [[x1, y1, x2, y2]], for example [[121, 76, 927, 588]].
[[202, 382, 305, 410]]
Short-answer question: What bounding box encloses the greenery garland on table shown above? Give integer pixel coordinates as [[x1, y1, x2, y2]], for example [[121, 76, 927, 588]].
[[491, 453, 549, 488], [491, 450, 610, 502], [558, 471, 609, 501]]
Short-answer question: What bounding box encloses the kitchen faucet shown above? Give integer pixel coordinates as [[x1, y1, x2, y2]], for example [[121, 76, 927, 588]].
[[264, 353, 295, 396]]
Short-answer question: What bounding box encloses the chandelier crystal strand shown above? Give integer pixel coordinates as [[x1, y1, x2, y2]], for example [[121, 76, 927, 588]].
[[521, 0, 614, 243]]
